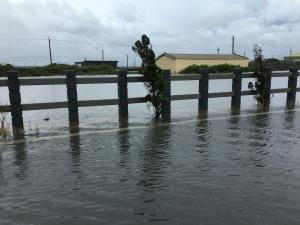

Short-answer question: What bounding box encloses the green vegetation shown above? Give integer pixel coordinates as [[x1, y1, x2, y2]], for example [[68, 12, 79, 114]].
[[0, 64, 14, 76], [179, 63, 254, 74], [179, 58, 300, 74], [132, 34, 165, 118], [0, 110, 10, 141], [248, 45, 271, 107], [0, 63, 116, 77]]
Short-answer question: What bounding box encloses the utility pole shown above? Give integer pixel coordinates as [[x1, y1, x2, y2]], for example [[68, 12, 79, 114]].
[[48, 36, 53, 65], [102, 49, 104, 61], [126, 54, 129, 68], [232, 36, 235, 55], [134, 58, 136, 68]]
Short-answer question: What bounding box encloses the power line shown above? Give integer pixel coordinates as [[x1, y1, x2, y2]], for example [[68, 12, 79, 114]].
[[0, 37, 132, 48], [52, 39, 131, 47], [0, 38, 47, 41]]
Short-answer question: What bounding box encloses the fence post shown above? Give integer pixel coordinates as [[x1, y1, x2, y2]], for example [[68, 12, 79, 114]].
[[265, 67, 272, 104], [231, 68, 242, 108], [162, 70, 171, 119], [7, 71, 24, 136], [66, 70, 79, 125], [199, 68, 209, 111], [118, 70, 128, 119], [287, 67, 298, 106]]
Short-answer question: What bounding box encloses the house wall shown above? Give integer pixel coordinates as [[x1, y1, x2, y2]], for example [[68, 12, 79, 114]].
[[175, 59, 249, 73], [156, 56, 176, 72]]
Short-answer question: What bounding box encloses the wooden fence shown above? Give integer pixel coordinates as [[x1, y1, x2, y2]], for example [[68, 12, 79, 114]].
[[0, 67, 299, 135]]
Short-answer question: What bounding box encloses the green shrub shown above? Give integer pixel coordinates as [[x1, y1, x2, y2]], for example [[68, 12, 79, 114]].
[[0, 63, 116, 77], [0, 64, 15, 77], [179, 63, 254, 74], [132, 34, 165, 118], [248, 45, 271, 107]]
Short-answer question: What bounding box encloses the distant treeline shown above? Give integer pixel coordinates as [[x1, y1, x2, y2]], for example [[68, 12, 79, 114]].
[[0, 63, 117, 77], [179, 59, 300, 74], [1, 58, 299, 77], [179, 64, 254, 74]]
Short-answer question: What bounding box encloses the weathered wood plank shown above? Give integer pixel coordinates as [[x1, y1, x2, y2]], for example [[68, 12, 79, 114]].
[[172, 73, 198, 76], [242, 73, 256, 79], [0, 79, 7, 87], [270, 88, 291, 94], [210, 73, 235, 80], [241, 90, 255, 96], [20, 78, 66, 86], [128, 97, 147, 104], [272, 71, 290, 77], [171, 94, 202, 101], [127, 76, 145, 83], [208, 91, 234, 98], [0, 105, 10, 112], [78, 99, 118, 107], [172, 74, 202, 81], [232, 68, 242, 107], [22, 102, 68, 111], [77, 77, 118, 84]]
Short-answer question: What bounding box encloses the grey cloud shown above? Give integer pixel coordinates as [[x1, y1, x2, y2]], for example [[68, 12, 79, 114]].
[[1, 0, 300, 65]]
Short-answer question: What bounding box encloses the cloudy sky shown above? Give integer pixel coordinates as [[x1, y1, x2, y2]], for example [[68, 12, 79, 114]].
[[1, 0, 300, 66]]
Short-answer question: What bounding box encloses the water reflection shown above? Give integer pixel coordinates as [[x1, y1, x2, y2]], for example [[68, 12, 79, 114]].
[[119, 117, 129, 129], [138, 122, 172, 191], [14, 142, 27, 179], [118, 129, 130, 169], [0, 151, 2, 182], [69, 125, 82, 179], [245, 108, 271, 168], [196, 110, 211, 149], [195, 111, 214, 172], [227, 108, 242, 144], [284, 105, 296, 130]]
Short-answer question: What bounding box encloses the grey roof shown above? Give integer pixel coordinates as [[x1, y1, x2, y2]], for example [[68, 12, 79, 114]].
[[159, 53, 248, 60]]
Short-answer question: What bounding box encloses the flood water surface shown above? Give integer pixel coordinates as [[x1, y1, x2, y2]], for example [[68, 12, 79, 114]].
[[0, 76, 300, 224], [1, 109, 300, 225]]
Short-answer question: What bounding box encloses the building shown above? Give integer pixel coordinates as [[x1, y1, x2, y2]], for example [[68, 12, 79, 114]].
[[156, 53, 249, 73], [75, 60, 118, 68], [284, 52, 300, 62]]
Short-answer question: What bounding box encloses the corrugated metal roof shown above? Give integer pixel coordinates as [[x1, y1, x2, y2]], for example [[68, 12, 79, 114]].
[[160, 53, 248, 60]]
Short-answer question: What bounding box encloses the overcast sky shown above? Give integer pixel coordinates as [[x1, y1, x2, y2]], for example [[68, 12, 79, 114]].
[[1, 0, 300, 66]]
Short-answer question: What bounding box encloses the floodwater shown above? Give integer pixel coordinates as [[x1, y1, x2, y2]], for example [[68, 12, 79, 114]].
[[0, 75, 300, 224]]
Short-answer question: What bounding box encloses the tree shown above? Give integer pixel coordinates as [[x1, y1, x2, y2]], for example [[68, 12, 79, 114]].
[[132, 35, 164, 118], [248, 45, 271, 107]]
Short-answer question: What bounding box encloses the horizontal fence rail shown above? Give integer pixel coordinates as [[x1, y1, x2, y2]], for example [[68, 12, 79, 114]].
[[0, 68, 299, 136], [0, 71, 294, 87]]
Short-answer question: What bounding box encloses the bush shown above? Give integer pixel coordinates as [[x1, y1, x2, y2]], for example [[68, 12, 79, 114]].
[[0, 63, 116, 77], [0, 64, 15, 76], [132, 34, 164, 118], [179, 64, 253, 74]]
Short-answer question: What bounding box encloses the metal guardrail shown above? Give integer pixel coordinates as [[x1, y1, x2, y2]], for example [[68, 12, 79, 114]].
[[0, 68, 299, 136]]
